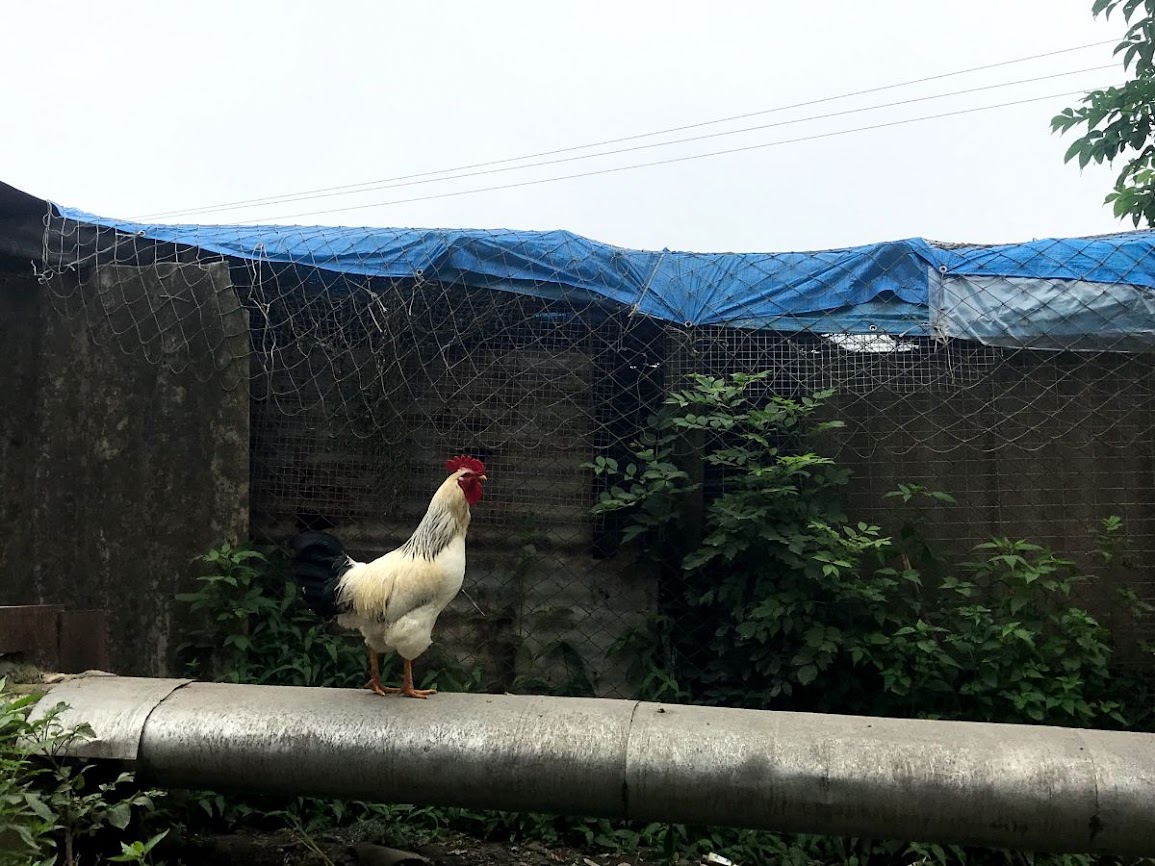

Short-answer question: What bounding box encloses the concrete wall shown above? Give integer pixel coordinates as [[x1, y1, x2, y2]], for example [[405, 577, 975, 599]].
[[0, 264, 249, 676], [245, 315, 1155, 692], [248, 331, 657, 697], [8, 255, 1148, 687], [835, 352, 1155, 659]]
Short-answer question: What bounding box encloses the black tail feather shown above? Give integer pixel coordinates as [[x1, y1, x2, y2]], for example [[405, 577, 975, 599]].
[[289, 530, 353, 619]]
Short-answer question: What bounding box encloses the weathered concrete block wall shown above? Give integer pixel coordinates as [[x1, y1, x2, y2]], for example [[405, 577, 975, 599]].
[[0, 264, 249, 675], [835, 356, 1155, 659], [248, 321, 657, 697]]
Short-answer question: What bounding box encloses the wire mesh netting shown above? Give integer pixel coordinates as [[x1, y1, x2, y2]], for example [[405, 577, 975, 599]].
[[39, 207, 1155, 696]]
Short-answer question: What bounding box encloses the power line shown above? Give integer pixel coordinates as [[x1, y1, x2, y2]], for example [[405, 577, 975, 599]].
[[136, 39, 1116, 221], [145, 64, 1113, 222], [232, 87, 1111, 226]]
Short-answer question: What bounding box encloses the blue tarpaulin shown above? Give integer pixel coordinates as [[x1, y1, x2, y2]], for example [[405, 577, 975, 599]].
[[53, 205, 1155, 349]]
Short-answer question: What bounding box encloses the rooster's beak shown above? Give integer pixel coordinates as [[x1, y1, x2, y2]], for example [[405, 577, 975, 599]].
[[479, 475, 488, 481]]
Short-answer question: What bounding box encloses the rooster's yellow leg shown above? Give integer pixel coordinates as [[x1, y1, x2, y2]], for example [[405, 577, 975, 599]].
[[398, 658, 437, 699], [363, 646, 389, 697]]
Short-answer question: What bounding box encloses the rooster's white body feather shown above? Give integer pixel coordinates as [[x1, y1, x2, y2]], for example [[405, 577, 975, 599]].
[[333, 470, 472, 661]]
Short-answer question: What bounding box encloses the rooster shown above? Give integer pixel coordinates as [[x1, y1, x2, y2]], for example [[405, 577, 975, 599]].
[[289, 455, 487, 698]]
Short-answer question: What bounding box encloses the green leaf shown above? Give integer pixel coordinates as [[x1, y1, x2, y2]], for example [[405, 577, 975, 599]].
[[23, 792, 56, 823], [12, 824, 41, 852], [1063, 139, 1086, 165], [106, 801, 133, 830]]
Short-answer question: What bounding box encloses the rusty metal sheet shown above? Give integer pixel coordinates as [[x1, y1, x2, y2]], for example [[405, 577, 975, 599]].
[[0, 604, 64, 667], [58, 609, 109, 672]]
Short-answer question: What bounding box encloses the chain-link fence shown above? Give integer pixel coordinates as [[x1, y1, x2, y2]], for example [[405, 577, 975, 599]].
[[40, 205, 1155, 696]]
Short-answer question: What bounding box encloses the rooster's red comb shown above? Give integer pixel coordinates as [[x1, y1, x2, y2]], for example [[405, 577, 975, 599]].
[[446, 455, 486, 475]]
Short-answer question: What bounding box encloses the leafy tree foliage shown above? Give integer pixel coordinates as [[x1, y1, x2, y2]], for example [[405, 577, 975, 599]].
[[1054, 0, 1155, 225]]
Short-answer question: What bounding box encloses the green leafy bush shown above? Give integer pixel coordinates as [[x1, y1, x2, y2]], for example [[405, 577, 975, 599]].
[[0, 681, 58, 864], [860, 537, 1138, 726], [0, 679, 164, 866], [175, 542, 366, 687], [590, 372, 1150, 730]]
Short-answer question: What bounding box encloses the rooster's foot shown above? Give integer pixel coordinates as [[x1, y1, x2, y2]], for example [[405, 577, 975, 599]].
[[362, 678, 391, 697], [399, 686, 437, 699]]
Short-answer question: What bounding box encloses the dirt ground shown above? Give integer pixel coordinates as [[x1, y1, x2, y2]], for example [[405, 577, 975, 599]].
[[166, 828, 670, 866]]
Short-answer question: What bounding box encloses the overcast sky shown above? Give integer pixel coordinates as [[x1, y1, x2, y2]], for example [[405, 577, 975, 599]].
[[0, 1, 1135, 252]]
